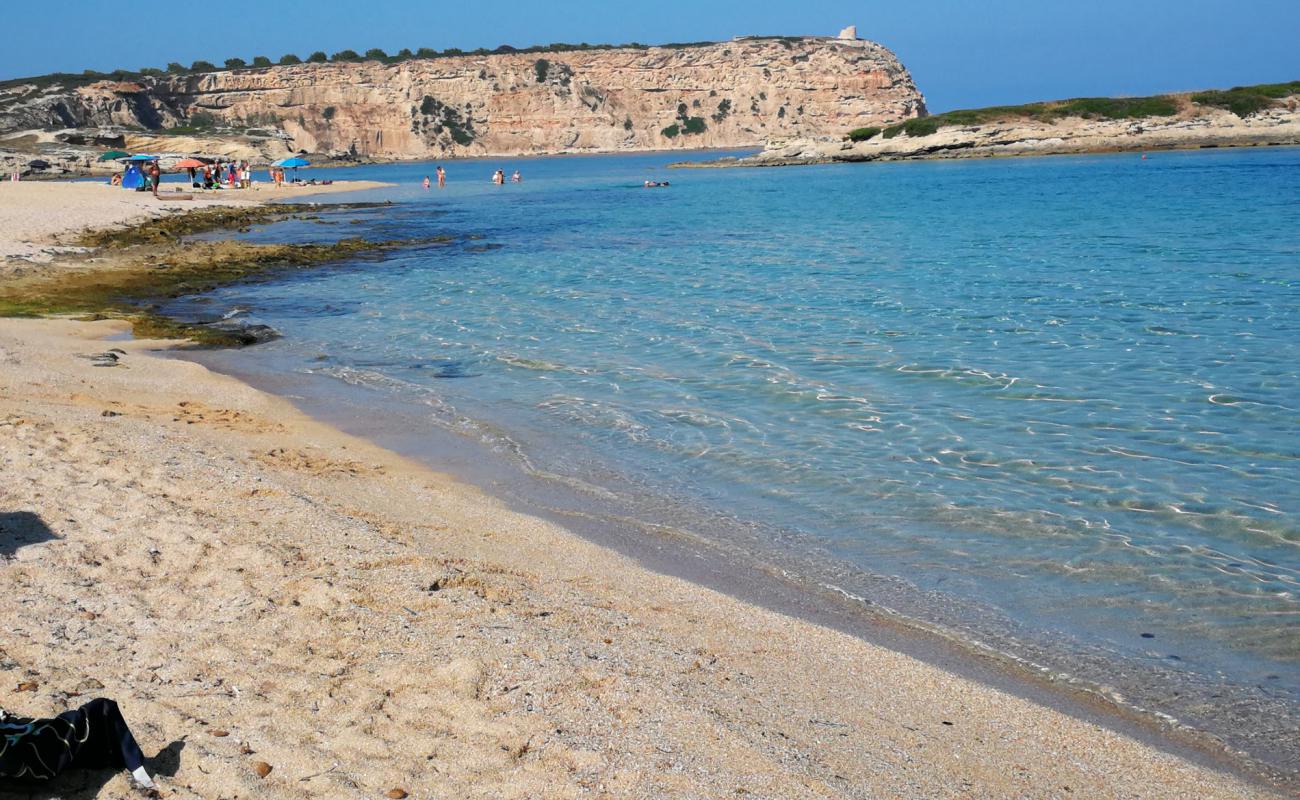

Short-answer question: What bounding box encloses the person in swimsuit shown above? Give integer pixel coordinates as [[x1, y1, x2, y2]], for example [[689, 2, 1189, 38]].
[[148, 162, 161, 197]]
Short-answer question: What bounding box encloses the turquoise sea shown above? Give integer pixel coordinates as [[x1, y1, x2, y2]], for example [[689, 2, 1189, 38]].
[[169, 147, 1299, 777]]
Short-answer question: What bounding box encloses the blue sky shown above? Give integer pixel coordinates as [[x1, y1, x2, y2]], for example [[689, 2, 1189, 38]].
[[2, 0, 1295, 110]]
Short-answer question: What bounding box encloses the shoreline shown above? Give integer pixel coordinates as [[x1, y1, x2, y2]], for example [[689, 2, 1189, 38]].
[[185, 327, 1299, 793], [0, 183, 1291, 797]]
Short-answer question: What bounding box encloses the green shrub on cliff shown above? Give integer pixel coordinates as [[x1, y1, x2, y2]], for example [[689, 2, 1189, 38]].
[[307, 51, 328, 63], [1192, 81, 1300, 117], [846, 126, 881, 142], [880, 94, 1181, 139], [224, 58, 246, 70], [365, 48, 388, 61], [190, 60, 216, 72], [534, 59, 550, 83], [279, 54, 302, 65], [1055, 96, 1179, 119], [330, 49, 362, 63], [251, 56, 272, 68]]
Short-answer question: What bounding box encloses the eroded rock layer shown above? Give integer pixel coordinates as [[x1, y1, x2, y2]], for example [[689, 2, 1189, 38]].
[[1, 37, 926, 162]]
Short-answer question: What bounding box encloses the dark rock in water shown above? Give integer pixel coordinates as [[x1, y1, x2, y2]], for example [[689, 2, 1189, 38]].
[[1140, 632, 1155, 639], [207, 321, 281, 346]]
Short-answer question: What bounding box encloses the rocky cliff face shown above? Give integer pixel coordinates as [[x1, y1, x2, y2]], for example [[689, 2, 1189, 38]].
[[1, 37, 925, 161]]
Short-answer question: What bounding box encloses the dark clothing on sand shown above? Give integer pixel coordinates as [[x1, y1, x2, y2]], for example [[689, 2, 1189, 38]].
[[0, 698, 147, 780]]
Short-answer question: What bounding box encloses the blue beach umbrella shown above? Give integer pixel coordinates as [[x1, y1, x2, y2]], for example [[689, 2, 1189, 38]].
[[273, 156, 310, 181], [122, 154, 160, 162]]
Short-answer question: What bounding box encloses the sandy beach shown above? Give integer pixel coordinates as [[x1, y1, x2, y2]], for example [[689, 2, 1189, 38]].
[[0, 184, 1286, 799]]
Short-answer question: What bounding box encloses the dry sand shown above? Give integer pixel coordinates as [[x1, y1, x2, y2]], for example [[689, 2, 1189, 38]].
[[0, 180, 390, 265], [0, 320, 1282, 800], [0, 182, 1284, 798]]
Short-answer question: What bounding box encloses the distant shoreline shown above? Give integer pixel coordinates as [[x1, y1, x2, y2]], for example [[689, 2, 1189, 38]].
[[674, 97, 1300, 168]]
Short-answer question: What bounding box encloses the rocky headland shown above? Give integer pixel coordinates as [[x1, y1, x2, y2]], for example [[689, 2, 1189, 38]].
[[0, 34, 925, 176], [677, 85, 1300, 168]]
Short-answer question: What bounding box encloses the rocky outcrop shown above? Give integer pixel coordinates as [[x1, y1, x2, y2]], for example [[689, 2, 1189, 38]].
[[0, 36, 925, 168], [681, 98, 1300, 168]]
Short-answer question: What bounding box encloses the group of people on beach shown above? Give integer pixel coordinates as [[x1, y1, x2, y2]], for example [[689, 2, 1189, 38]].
[[109, 158, 312, 196], [188, 161, 253, 190]]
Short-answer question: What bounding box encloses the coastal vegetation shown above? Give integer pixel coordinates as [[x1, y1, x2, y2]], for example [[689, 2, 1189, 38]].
[[869, 82, 1297, 140], [1191, 80, 1300, 116], [0, 38, 763, 92], [881, 95, 1181, 139]]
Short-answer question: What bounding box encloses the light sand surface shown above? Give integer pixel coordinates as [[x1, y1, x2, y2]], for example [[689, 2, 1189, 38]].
[[0, 317, 1279, 799], [0, 181, 390, 264]]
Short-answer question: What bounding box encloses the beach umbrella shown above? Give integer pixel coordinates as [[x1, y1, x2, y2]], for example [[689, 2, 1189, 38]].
[[173, 158, 206, 169], [273, 156, 310, 180], [98, 149, 129, 161], [122, 154, 160, 162]]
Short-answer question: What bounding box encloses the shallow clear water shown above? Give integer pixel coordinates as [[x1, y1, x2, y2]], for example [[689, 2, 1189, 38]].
[[170, 147, 1300, 771]]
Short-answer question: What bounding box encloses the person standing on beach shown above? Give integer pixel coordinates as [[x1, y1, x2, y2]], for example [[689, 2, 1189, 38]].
[[436, 165, 446, 188], [147, 162, 161, 197]]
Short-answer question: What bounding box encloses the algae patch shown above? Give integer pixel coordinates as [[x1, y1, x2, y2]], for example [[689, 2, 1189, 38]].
[[2, 203, 446, 347], [74, 201, 392, 248]]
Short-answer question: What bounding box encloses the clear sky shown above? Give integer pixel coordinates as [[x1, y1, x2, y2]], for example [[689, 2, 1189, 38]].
[[1, 0, 1296, 111]]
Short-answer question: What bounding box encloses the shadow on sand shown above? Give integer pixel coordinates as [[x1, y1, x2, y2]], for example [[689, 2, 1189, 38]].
[[0, 740, 186, 799], [0, 511, 58, 559]]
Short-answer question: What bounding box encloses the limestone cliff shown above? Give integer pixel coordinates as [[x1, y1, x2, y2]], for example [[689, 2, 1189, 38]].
[[0, 36, 925, 166]]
